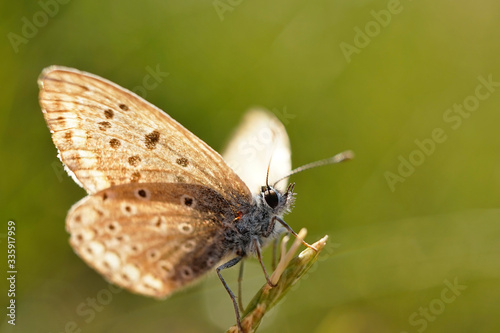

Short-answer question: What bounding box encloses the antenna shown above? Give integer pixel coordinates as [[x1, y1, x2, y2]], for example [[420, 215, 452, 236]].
[[266, 156, 273, 188], [273, 150, 354, 187]]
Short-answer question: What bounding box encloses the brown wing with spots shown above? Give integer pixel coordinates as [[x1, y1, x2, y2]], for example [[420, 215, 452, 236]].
[[38, 66, 252, 204], [66, 182, 234, 298]]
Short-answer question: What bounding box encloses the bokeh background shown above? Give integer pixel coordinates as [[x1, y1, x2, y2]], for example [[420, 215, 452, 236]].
[[2, 0, 500, 332]]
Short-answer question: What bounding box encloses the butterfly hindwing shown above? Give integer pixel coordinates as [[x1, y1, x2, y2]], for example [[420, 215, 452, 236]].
[[66, 182, 235, 298]]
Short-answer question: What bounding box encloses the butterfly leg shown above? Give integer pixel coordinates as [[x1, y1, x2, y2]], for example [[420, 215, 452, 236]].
[[217, 256, 244, 333], [237, 261, 245, 312], [271, 216, 318, 251], [253, 238, 277, 288]]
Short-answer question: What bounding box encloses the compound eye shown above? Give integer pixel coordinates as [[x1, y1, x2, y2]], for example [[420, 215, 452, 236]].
[[264, 189, 279, 209]]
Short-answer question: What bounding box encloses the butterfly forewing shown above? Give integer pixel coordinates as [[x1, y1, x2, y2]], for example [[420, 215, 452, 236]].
[[66, 182, 235, 298], [38, 66, 251, 204], [222, 109, 291, 193]]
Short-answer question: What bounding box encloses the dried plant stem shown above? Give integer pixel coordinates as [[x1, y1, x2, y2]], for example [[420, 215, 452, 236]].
[[226, 230, 328, 333]]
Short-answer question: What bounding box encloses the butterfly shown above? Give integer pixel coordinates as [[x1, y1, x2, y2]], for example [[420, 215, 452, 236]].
[[38, 66, 352, 332]]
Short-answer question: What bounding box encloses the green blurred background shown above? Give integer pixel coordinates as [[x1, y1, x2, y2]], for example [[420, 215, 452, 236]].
[[2, 0, 500, 332]]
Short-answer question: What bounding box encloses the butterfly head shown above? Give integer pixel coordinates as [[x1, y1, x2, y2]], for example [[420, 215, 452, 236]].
[[260, 183, 295, 216]]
